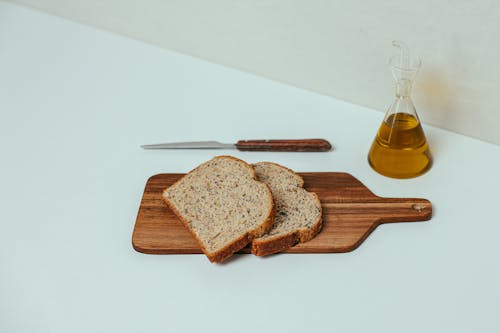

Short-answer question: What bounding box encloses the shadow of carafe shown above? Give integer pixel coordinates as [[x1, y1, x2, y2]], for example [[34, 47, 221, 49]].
[[413, 65, 459, 156]]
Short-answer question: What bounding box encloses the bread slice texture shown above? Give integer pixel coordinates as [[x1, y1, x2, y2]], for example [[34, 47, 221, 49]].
[[251, 162, 322, 256], [162, 156, 275, 263]]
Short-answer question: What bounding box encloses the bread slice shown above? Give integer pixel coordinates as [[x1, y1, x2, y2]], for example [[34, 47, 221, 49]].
[[162, 156, 275, 263], [251, 162, 322, 256]]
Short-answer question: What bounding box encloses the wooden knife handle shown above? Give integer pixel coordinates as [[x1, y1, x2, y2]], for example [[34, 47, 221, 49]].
[[235, 139, 332, 152]]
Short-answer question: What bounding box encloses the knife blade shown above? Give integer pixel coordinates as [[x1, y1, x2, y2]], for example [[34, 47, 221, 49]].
[[141, 139, 332, 152]]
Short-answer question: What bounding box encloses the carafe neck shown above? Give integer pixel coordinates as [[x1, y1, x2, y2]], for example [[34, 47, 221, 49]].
[[396, 78, 413, 98]]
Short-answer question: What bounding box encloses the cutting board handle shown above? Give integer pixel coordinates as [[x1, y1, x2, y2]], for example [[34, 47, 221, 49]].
[[322, 198, 432, 224], [376, 198, 432, 223]]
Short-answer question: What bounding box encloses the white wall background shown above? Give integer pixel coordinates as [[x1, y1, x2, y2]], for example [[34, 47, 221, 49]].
[[8, 0, 500, 145]]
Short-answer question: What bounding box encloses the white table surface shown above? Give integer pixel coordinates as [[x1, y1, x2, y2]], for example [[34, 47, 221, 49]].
[[1, 3, 500, 332]]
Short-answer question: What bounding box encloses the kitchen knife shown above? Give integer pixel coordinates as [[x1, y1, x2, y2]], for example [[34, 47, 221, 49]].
[[141, 139, 332, 152]]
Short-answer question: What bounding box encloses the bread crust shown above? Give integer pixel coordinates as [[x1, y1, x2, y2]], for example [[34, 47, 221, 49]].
[[250, 166, 323, 257], [162, 156, 275, 263]]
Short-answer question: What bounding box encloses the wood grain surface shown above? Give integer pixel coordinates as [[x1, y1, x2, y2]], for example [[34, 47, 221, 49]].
[[132, 172, 432, 254], [235, 139, 332, 151]]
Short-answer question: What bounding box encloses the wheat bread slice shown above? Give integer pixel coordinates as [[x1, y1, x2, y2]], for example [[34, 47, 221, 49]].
[[162, 156, 275, 263], [251, 162, 322, 256]]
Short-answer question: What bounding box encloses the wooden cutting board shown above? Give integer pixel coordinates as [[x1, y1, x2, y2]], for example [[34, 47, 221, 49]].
[[132, 172, 432, 254]]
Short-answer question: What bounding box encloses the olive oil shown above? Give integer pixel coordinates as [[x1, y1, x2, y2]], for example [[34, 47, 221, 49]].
[[368, 41, 432, 178], [368, 112, 431, 178]]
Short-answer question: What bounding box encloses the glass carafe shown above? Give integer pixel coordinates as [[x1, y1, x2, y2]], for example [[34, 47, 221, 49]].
[[368, 41, 432, 178]]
